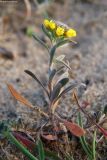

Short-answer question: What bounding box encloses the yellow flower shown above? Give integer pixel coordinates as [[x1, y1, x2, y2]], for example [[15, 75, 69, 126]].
[[49, 20, 56, 30], [56, 27, 65, 36], [66, 29, 77, 38], [43, 19, 50, 28]]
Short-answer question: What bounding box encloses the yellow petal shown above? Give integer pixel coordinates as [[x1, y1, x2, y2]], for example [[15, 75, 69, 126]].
[[56, 27, 65, 36], [43, 19, 50, 28], [66, 29, 77, 38], [49, 20, 56, 30]]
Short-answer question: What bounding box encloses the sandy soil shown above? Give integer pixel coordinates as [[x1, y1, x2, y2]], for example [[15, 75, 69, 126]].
[[0, 0, 107, 159]]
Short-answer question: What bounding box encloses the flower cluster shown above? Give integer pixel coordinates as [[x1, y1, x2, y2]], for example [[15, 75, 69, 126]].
[[43, 19, 77, 38]]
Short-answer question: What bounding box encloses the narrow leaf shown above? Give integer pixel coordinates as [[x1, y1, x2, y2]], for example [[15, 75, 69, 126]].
[[50, 39, 69, 66], [53, 83, 78, 104], [58, 78, 69, 87], [48, 69, 56, 92], [55, 55, 65, 61], [25, 70, 49, 97], [7, 84, 33, 108], [8, 132, 38, 160], [50, 45, 56, 66], [41, 24, 52, 41], [37, 139, 45, 160], [13, 132, 60, 159], [50, 83, 62, 102], [32, 33, 49, 52], [92, 130, 96, 160], [12, 131, 36, 151], [77, 112, 93, 159], [63, 120, 85, 137], [56, 39, 69, 47], [45, 149, 61, 160], [98, 126, 107, 137], [50, 78, 69, 103]]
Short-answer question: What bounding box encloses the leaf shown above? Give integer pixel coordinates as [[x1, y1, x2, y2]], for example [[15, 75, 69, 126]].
[[63, 120, 85, 137], [41, 24, 52, 41], [57, 77, 69, 87], [45, 150, 61, 160], [49, 69, 56, 84], [12, 131, 36, 151], [8, 132, 38, 160], [48, 69, 56, 92], [50, 83, 62, 102], [37, 139, 45, 160], [50, 39, 69, 66], [50, 77, 69, 103], [13, 132, 60, 159], [98, 126, 107, 137], [55, 55, 65, 61], [25, 70, 49, 97], [56, 39, 69, 48], [32, 33, 49, 52], [77, 112, 93, 159], [7, 84, 33, 108], [53, 83, 78, 104], [92, 130, 96, 160]]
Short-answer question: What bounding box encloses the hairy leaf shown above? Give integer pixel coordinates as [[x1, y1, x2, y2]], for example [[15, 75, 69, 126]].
[[53, 83, 78, 104], [50, 83, 62, 102], [7, 84, 33, 108], [25, 70, 49, 97], [41, 24, 52, 41], [32, 33, 49, 51], [55, 55, 65, 62], [63, 120, 85, 137], [50, 78, 69, 102], [50, 39, 69, 66], [48, 69, 56, 93]]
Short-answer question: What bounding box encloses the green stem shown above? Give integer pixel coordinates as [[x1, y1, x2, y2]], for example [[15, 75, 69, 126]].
[[7, 132, 38, 160]]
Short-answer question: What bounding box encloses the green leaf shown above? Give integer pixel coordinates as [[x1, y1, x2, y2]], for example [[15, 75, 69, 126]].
[[41, 24, 53, 41], [77, 112, 93, 160], [49, 39, 69, 66], [50, 78, 69, 102], [55, 82, 78, 101], [92, 130, 96, 160], [45, 150, 61, 160], [7, 132, 38, 160], [32, 33, 49, 52], [56, 39, 69, 48], [58, 77, 69, 87], [25, 70, 49, 98], [50, 82, 62, 102], [49, 69, 56, 84], [48, 69, 56, 92], [37, 139, 45, 160]]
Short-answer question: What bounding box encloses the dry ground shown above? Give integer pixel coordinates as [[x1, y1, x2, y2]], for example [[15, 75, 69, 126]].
[[0, 0, 107, 159]]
